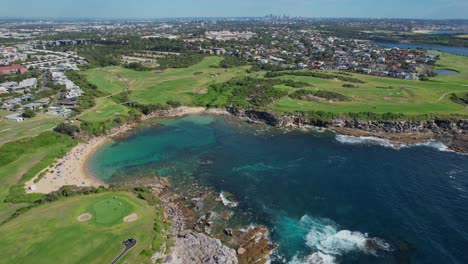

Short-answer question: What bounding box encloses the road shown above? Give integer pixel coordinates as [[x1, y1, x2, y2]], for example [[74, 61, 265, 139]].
[[110, 238, 137, 264]]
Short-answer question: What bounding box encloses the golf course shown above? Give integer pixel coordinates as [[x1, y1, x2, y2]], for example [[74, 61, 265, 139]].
[[0, 192, 157, 264], [84, 52, 468, 123]]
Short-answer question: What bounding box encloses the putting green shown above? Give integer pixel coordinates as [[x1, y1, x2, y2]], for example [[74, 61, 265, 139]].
[[91, 197, 133, 225], [0, 192, 156, 264]]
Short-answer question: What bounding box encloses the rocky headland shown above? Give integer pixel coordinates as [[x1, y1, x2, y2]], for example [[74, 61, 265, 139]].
[[227, 107, 468, 153]]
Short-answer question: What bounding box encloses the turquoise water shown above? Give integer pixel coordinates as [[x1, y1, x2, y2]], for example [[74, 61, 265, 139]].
[[89, 115, 468, 263]]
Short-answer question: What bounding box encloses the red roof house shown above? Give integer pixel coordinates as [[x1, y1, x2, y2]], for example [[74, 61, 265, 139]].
[[0, 65, 28, 75]]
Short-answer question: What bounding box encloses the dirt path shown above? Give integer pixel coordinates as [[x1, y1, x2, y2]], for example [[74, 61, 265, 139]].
[[437, 91, 456, 102]]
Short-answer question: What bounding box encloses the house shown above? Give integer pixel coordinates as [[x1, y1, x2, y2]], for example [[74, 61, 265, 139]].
[[0, 65, 27, 75], [5, 113, 24, 122], [0, 81, 18, 88], [19, 78, 37, 90], [35, 98, 51, 105], [0, 87, 8, 94], [23, 102, 42, 110]]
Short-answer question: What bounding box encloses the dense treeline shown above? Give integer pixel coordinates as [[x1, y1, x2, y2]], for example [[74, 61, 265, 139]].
[[196, 77, 309, 108], [290, 89, 350, 102], [157, 53, 206, 69], [265, 71, 366, 83], [123, 62, 152, 71], [54, 123, 81, 137], [219, 56, 248, 68], [53, 37, 201, 68]]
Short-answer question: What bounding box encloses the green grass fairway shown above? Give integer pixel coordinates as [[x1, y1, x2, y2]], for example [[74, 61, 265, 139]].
[[0, 111, 64, 144], [85, 53, 468, 118], [92, 196, 133, 225], [86, 69, 128, 94], [79, 97, 130, 123], [0, 192, 156, 264], [86, 56, 252, 106], [268, 52, 468, 117]]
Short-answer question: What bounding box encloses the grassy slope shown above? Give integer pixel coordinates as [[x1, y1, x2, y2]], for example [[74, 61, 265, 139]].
[[0, 132, 77, 207], [269, 52, 468, 116], [86, 56, 252, 106], [85, 54, 468, 118], [79, 97, 130, 123], [0, 110, 64, 144], [0, 151, 46, 223], [0, 192, 156, 264]]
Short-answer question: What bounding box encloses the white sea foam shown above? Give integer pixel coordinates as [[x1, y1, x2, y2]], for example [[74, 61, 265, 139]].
[[219, 191, 238, 207], [288, 215, 391, 264], [289, 252, 337, 264], [335, 135, 452, 152]]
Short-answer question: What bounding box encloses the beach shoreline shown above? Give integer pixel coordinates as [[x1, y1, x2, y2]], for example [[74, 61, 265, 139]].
[[24, 107, 226, 194], [24, 123, 138, 194], [25, 105, 465, 194]]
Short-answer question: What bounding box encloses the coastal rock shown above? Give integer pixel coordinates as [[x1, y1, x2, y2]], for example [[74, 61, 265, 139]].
[[227, 107, 468, 152], [237, 248, 246, 255], [164, 230, 238, 264], [236, 226, 278, 264], [224, 228, 233, 236]]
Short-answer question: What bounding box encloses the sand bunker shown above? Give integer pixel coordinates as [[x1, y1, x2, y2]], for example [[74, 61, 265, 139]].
[[123, 213, 138, 223], [77, 213, 92, 222]]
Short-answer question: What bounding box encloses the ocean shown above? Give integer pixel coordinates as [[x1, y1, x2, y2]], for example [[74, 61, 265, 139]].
[[89, 115, 468, 264]]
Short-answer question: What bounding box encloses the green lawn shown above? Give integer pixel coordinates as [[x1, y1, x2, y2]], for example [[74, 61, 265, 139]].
[[0, 111, 64, 144], [86, 56, 252, 106], [91, 196, 133, 226], [79, 97, 130, 123], [0, 192, 156, 264]]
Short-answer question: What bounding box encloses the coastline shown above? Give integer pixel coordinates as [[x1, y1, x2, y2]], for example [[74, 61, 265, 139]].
[[24, 123, 138, 194], [21, 106, 465, 263], [25, 105, 467, 195]]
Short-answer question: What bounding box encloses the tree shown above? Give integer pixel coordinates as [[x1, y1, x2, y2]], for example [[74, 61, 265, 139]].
[[54, 123, 80, 136], [22, 109, 36, 118]]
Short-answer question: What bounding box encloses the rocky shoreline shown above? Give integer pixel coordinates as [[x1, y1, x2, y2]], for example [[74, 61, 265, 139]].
[[226, 107, 468, 153], [131, 175, 277, 264], [81, 107, 465, 263]]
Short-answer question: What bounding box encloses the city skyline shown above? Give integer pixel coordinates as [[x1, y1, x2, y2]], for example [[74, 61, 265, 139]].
[[2, 0, 468, 20]]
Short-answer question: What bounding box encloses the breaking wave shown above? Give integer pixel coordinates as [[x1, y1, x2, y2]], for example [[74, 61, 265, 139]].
[[335, 135, 451, 152], [219, 191, 238, 207], [287, 215, 391, 264]]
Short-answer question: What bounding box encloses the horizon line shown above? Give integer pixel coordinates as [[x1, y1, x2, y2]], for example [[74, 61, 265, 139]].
[[1, 16, 468, 21]]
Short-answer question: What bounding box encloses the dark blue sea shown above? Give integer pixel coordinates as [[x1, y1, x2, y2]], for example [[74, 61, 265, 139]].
[[89, 115, 468, 264]]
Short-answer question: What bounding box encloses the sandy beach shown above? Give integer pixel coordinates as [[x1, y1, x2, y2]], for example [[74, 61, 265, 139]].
[[24, 107, 230, 194], [25, 137, 107, 194], [25, 124, 135, 194]]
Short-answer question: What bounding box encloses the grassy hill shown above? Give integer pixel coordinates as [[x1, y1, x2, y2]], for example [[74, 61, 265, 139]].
[[85, 54, 468, 120]]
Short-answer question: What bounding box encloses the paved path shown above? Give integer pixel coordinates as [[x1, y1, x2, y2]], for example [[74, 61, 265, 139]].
[[110, 238, 137, 264]]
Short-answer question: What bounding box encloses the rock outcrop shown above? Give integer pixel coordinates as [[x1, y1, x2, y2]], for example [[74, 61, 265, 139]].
[[164, 230, 238, 264], [227, 107, 468, 152]]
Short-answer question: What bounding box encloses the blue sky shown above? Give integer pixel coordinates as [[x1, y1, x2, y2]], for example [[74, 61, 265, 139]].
[[2, 0, 467, 19]]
